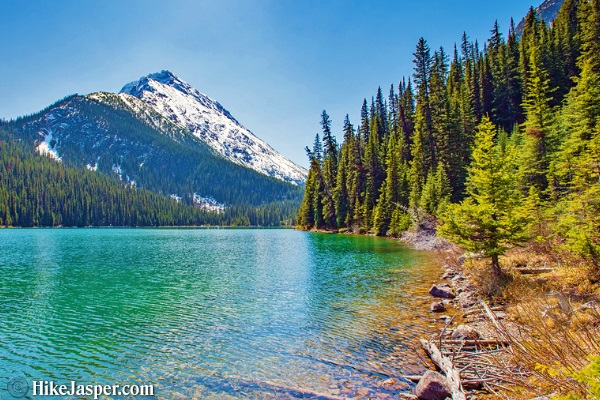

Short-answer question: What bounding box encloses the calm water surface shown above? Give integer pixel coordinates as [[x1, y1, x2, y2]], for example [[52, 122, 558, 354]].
[[0, 229, 442, 399]]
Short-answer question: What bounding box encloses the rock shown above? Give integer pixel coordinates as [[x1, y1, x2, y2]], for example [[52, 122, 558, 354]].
[[451, 324, 481, 340], [414, 370, 451, 400], [429, 283, 455, 299], [494, 311, 507, 319], [430, 301, 446, 312], [441, 270, 455, 280], [441, 266, 459, 280], [451, 274, 465, 282], [457, 293, 477, 309], [379, 377, 410, 391]]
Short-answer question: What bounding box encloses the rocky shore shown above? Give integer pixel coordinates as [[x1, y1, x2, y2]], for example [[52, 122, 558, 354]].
[[406, 253, 517, 400]]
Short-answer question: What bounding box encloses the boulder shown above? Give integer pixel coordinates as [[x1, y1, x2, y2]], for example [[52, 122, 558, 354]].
[[414, 370, 451, 400], [451, 324, 481, 340], [429, 283, 455, 299], [430, 301, 446, 312]]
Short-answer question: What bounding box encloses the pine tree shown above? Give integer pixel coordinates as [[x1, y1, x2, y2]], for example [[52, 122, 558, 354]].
[[439, 117, 530, 275], [398, 78, 416, 161], [320, 110, 337, 228], [333, 115, 354, 229], [520, 41, 555, 194], [298, 134, 325, 229], [552, 0, 600, 265], [373, 130, 407, 235], [413, 38, 436, 170]]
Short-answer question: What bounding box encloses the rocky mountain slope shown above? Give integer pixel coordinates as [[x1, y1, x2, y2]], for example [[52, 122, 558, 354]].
[[515, 0, 565, 35], [120, 71, 306, 185]]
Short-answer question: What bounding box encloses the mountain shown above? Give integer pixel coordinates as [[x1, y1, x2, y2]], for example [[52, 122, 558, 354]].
[[515, 0, 565, 35], [120, 70, 306, 185], [4, 74, 306, 212]]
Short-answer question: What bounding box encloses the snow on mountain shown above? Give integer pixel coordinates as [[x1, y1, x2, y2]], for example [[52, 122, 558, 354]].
[[36, 127, 61, 162], [119, 70, 307, 185]]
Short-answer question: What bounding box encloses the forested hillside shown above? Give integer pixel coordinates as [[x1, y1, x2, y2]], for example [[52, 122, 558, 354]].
[[5, 94, 303, 208], [298, 0, 599, 265], [0, 128, 299, 227]]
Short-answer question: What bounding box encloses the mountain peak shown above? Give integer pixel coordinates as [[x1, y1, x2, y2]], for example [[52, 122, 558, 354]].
[[118, 71, 307, 184], [120, 70, 192, 98], [147, 70, 177, 84]]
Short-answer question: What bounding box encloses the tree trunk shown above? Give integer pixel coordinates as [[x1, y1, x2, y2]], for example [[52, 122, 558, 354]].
[[491, 254, 502, 277]]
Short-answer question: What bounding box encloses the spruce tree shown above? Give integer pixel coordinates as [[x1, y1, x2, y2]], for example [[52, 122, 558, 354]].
[[439, 117, 530, 275], [552, 0, 600, 265], [520, 41, 555, 194], [333, 115, 354, 229]]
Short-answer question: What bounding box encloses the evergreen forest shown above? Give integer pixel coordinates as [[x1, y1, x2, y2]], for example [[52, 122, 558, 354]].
[[297, 0, 600, 268], [0, 128, 300, 227]]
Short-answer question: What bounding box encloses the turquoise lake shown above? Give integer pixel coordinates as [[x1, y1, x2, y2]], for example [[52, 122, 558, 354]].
[[0, 228, 442, 399]]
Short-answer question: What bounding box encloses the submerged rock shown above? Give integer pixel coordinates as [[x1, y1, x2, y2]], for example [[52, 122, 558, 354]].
[[430, 301, 446, 312], [414, 370, 451, 400], [379, 377, 409, 391], [429, 283, 455, 299]]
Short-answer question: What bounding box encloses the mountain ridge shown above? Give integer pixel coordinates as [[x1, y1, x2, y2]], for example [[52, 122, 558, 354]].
[[5, 91, 303, 210]]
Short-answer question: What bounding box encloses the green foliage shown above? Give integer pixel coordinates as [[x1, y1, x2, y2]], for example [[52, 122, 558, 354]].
[[552, 356, 600, 400], [438, 117, 530, 271]]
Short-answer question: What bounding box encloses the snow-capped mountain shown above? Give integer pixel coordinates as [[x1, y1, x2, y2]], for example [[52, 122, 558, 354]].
[[12, 92, 304, 210], [120, 70, 306, 185]]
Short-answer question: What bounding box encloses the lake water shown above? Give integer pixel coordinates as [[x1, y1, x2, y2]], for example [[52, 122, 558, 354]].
[[0, 228, 443, 399]]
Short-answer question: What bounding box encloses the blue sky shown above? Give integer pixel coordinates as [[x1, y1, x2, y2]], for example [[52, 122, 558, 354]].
[[1, 0, 539, 167]]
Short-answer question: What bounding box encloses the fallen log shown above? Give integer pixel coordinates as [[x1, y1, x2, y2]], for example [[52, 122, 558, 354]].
[[515, 267, 554, 275], [420, 339, 467, 400], [405, 374, 482, 390]]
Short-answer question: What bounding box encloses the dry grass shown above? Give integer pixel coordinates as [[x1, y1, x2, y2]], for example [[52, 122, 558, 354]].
[[500, 297, 600, 398], [436, 241, 600, 398], [428, 239, 600, 397], [481, 244, 600, 398], [462, 258, 514, 299]]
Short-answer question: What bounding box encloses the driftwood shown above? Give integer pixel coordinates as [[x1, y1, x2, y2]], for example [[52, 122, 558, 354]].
[[420, 339, 467, 400], [419, 299, 532, 396]]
